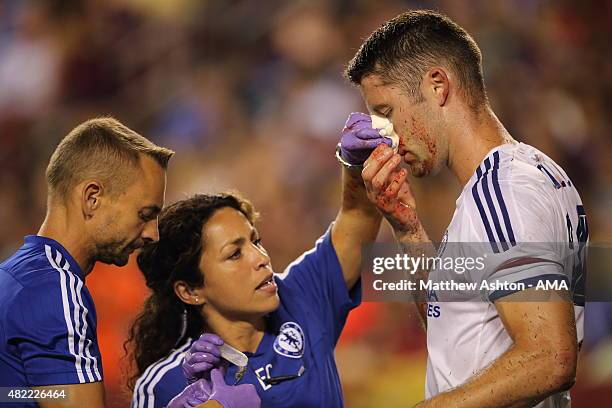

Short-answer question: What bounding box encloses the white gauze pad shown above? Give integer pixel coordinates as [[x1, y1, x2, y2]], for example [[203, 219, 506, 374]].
[[370, 115, 399, 151]]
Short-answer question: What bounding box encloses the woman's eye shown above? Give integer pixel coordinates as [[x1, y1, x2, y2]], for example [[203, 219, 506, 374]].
[[139, 212, 154, 222], [229, 249, 241, 260]]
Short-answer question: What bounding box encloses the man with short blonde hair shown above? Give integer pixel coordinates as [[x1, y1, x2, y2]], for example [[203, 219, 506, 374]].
[[0, 117, 173, 407], [46, 117, 173, 200]]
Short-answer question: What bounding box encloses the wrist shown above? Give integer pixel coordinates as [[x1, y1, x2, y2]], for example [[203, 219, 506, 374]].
[[183, 369, 199, 384], [335, 144, 364, 169], [392, 220, 427, 242]]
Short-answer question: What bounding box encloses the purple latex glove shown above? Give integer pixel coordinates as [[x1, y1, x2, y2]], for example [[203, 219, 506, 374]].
[[209, 368, 261, 408], [340, 112, 392, 165], [166, 379, 212, 408], [183, 333, 224, 384]]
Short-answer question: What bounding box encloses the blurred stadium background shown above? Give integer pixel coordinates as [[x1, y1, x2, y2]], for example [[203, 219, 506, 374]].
[[1, 0, 611, 406]]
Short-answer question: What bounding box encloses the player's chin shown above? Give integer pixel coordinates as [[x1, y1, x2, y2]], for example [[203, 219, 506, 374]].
[[408, 163, 428, 178], [253, 293, 280, 315], [111, 251, 131, 267], [112, 256, 130, 267], [408, 159, 436, 178], [97, 251, 129, 267], [261, 293, 280, 314]]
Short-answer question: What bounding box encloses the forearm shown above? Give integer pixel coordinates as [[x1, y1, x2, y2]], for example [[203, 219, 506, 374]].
[[394, 226, 435, 327], [339, 167, 380, 217], [418, 344, 573, 408], [332, 167, 382, 288], [356, 143, 435, 323], [35, 382, 105, 408]]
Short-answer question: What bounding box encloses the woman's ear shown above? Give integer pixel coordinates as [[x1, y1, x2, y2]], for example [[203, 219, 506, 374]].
[[174, 281, 205, 306]]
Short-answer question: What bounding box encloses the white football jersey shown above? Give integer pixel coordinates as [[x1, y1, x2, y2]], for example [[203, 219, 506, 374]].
[[425, 142, 587, 408]]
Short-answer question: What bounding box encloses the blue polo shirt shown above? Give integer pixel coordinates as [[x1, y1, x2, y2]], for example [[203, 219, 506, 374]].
[[132, 228, 360, 408], [0, 236, 103, 394]]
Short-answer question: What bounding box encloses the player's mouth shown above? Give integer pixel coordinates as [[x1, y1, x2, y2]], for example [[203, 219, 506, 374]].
[[255, 273, 277, 294]]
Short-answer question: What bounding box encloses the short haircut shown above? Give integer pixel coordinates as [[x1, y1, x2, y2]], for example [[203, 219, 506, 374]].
[[345, 10, 487, 110], [46, 117, 174, 200]]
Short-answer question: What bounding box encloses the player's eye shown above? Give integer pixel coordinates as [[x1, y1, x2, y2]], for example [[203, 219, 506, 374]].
[[228, 248, 241, 260], [251, 229, 263, 247], [139, 211, 154, 222]]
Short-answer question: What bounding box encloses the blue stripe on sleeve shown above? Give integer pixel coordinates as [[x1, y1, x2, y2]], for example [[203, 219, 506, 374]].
[[472, 165, 500, 253], [45, 246, 87, 383], [481, 157, 510, 252], [492, 151, 516, 245], [537, 164, 562, 189]]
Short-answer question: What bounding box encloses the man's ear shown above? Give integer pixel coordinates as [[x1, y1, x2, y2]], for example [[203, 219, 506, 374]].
[[174, 281, 206, 306], [82, 180, 103, 219], [425, 67, 450, 107]]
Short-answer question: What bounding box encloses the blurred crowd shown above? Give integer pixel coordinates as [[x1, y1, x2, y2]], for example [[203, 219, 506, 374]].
[[1, 0, 611, 406]]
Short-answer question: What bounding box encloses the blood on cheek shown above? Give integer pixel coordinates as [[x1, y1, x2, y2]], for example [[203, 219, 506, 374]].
[[408, 117, 437, 174]]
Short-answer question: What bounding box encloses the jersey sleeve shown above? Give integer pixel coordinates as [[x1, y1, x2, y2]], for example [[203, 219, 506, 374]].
[[279, 225, 361, 344], [4, 271, 103, 386], [131, 346, 190, 408], [131, 376, 180, 408], [466, 170, 569, 301]]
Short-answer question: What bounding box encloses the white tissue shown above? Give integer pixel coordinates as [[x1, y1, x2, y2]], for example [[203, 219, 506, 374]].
[[371, 115, 399, 151]]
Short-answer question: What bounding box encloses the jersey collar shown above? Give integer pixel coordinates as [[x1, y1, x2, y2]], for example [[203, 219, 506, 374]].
[[24, 235, 85, 279], [459, 142, 519, 202]]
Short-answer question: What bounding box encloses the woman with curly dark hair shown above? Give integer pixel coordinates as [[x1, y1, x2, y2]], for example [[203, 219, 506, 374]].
[[128, 193, 265, 408], [127, 123, 395, 407]]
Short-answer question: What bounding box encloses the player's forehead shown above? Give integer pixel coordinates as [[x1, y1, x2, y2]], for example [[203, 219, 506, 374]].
[[359, 74, 399, 111], [124, 156, 166, 206], [202, 208, 254, 251]]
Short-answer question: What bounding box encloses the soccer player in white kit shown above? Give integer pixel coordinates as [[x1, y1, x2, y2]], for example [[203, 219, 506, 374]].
[[345, 10, 586, 408]]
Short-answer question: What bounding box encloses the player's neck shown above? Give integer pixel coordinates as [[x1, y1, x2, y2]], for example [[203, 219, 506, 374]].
[[38, 205, 95, 275], [447, 106, 515, 186], [204, 312, 266, 353]]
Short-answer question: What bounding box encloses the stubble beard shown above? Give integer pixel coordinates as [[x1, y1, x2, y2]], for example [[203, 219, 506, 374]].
[[95, 239, 131, 266]]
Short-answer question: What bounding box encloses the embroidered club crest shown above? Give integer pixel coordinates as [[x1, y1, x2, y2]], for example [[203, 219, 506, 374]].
[[273, 322, 305, 359]]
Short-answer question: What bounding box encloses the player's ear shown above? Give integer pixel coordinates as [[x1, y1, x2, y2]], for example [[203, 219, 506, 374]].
[[82, 180, 104, 219], [174, 281, 206, 306], [425, 67, 449, 107]]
